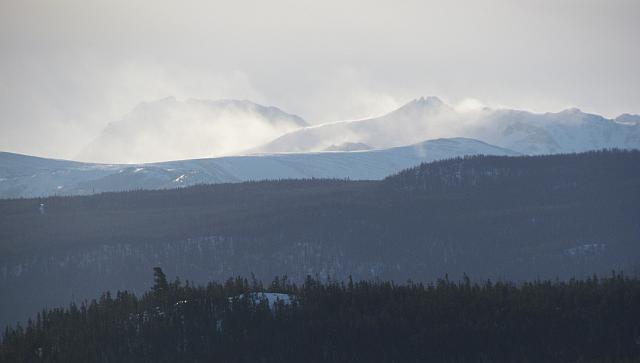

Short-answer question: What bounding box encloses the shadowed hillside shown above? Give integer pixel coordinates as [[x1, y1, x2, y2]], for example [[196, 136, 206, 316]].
[[0, 149, 639, 330], [1, 272, 639, 362]]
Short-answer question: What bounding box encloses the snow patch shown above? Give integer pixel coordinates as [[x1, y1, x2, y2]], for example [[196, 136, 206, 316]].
[[231, 292, 294, 308], [564, 243, 606, 257]]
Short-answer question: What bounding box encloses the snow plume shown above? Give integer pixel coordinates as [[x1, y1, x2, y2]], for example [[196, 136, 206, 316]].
[[454, 98, 487, 113], [78, 97, 306, 164], [290, 67, 403, 124]]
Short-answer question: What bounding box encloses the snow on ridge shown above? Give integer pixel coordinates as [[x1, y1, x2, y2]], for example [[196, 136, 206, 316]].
[[251, 98, 640, 156], [0, 137, 517, 198], [231, 293, 294, 308]]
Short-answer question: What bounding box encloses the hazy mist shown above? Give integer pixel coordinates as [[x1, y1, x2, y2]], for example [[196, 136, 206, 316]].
[[1, 0, 639, 161]]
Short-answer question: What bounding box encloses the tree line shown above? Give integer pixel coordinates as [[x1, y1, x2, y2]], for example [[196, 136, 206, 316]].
[[1, 269, 640, 362]]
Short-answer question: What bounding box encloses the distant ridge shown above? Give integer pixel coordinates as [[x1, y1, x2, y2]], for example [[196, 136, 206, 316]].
[[252, 97, 640, 155], [0, 137, 517, 198]]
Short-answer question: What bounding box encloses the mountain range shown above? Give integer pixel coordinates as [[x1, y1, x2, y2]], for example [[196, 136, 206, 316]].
[[0, 138, 517, 199], [1, 96, 639, 198], [254, 96, 640, 155]]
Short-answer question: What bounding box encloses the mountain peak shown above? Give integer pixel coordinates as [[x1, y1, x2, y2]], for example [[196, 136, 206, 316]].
[[559, 107, 583, 115], [615, 113, 640, 125], [390, 96, 448, 116], [414, 96, 444, 107]]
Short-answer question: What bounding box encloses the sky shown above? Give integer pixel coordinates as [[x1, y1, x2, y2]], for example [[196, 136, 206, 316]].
[[0, 0, 639, 160]]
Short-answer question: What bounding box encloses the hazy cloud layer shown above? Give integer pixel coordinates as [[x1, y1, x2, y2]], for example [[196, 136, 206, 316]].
[[1, 0, 639, 160], [79, 98, 306, 163]]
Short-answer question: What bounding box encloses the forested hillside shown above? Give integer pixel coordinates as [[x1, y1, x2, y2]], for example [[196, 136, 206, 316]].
[[0, 150, 639, 330], [1, 270, 639, 362]]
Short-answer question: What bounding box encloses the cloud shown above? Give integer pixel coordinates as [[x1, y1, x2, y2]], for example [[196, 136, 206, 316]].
[[78, 97, 306, 163], [1, 0, 639, 160], [0, 55, 266, 160], [284, 66, 404, 124], [454, 98, 486, 113]]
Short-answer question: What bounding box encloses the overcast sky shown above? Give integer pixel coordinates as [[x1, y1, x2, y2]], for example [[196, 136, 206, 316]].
[[1, 0, 639, 160]]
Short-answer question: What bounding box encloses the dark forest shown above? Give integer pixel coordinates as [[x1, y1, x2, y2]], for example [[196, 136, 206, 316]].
[[1, 270, 640, 362], [0, 150, 639, 361]]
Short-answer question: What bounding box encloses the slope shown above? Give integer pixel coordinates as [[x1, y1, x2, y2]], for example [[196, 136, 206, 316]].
[[0, 150, 638, 329], [0, 137, 518, 198], [254, 97, 640, 155]]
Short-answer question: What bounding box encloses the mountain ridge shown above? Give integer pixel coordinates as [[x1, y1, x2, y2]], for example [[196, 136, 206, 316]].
[[0, 137, 518, 198], [252, 97, 640, 155]]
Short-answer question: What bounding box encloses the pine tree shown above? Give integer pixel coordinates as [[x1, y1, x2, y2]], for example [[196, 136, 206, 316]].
[[152, 267, 168, 293]]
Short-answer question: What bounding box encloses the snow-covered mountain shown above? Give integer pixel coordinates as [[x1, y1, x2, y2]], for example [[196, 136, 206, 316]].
[[251, 97, 452, 153], [0, 138, 518, 198], [615, 113, 640, 125], [79, 97, 307, 163], [469, 108, 640, 154], [252, 97, 640, 155]]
